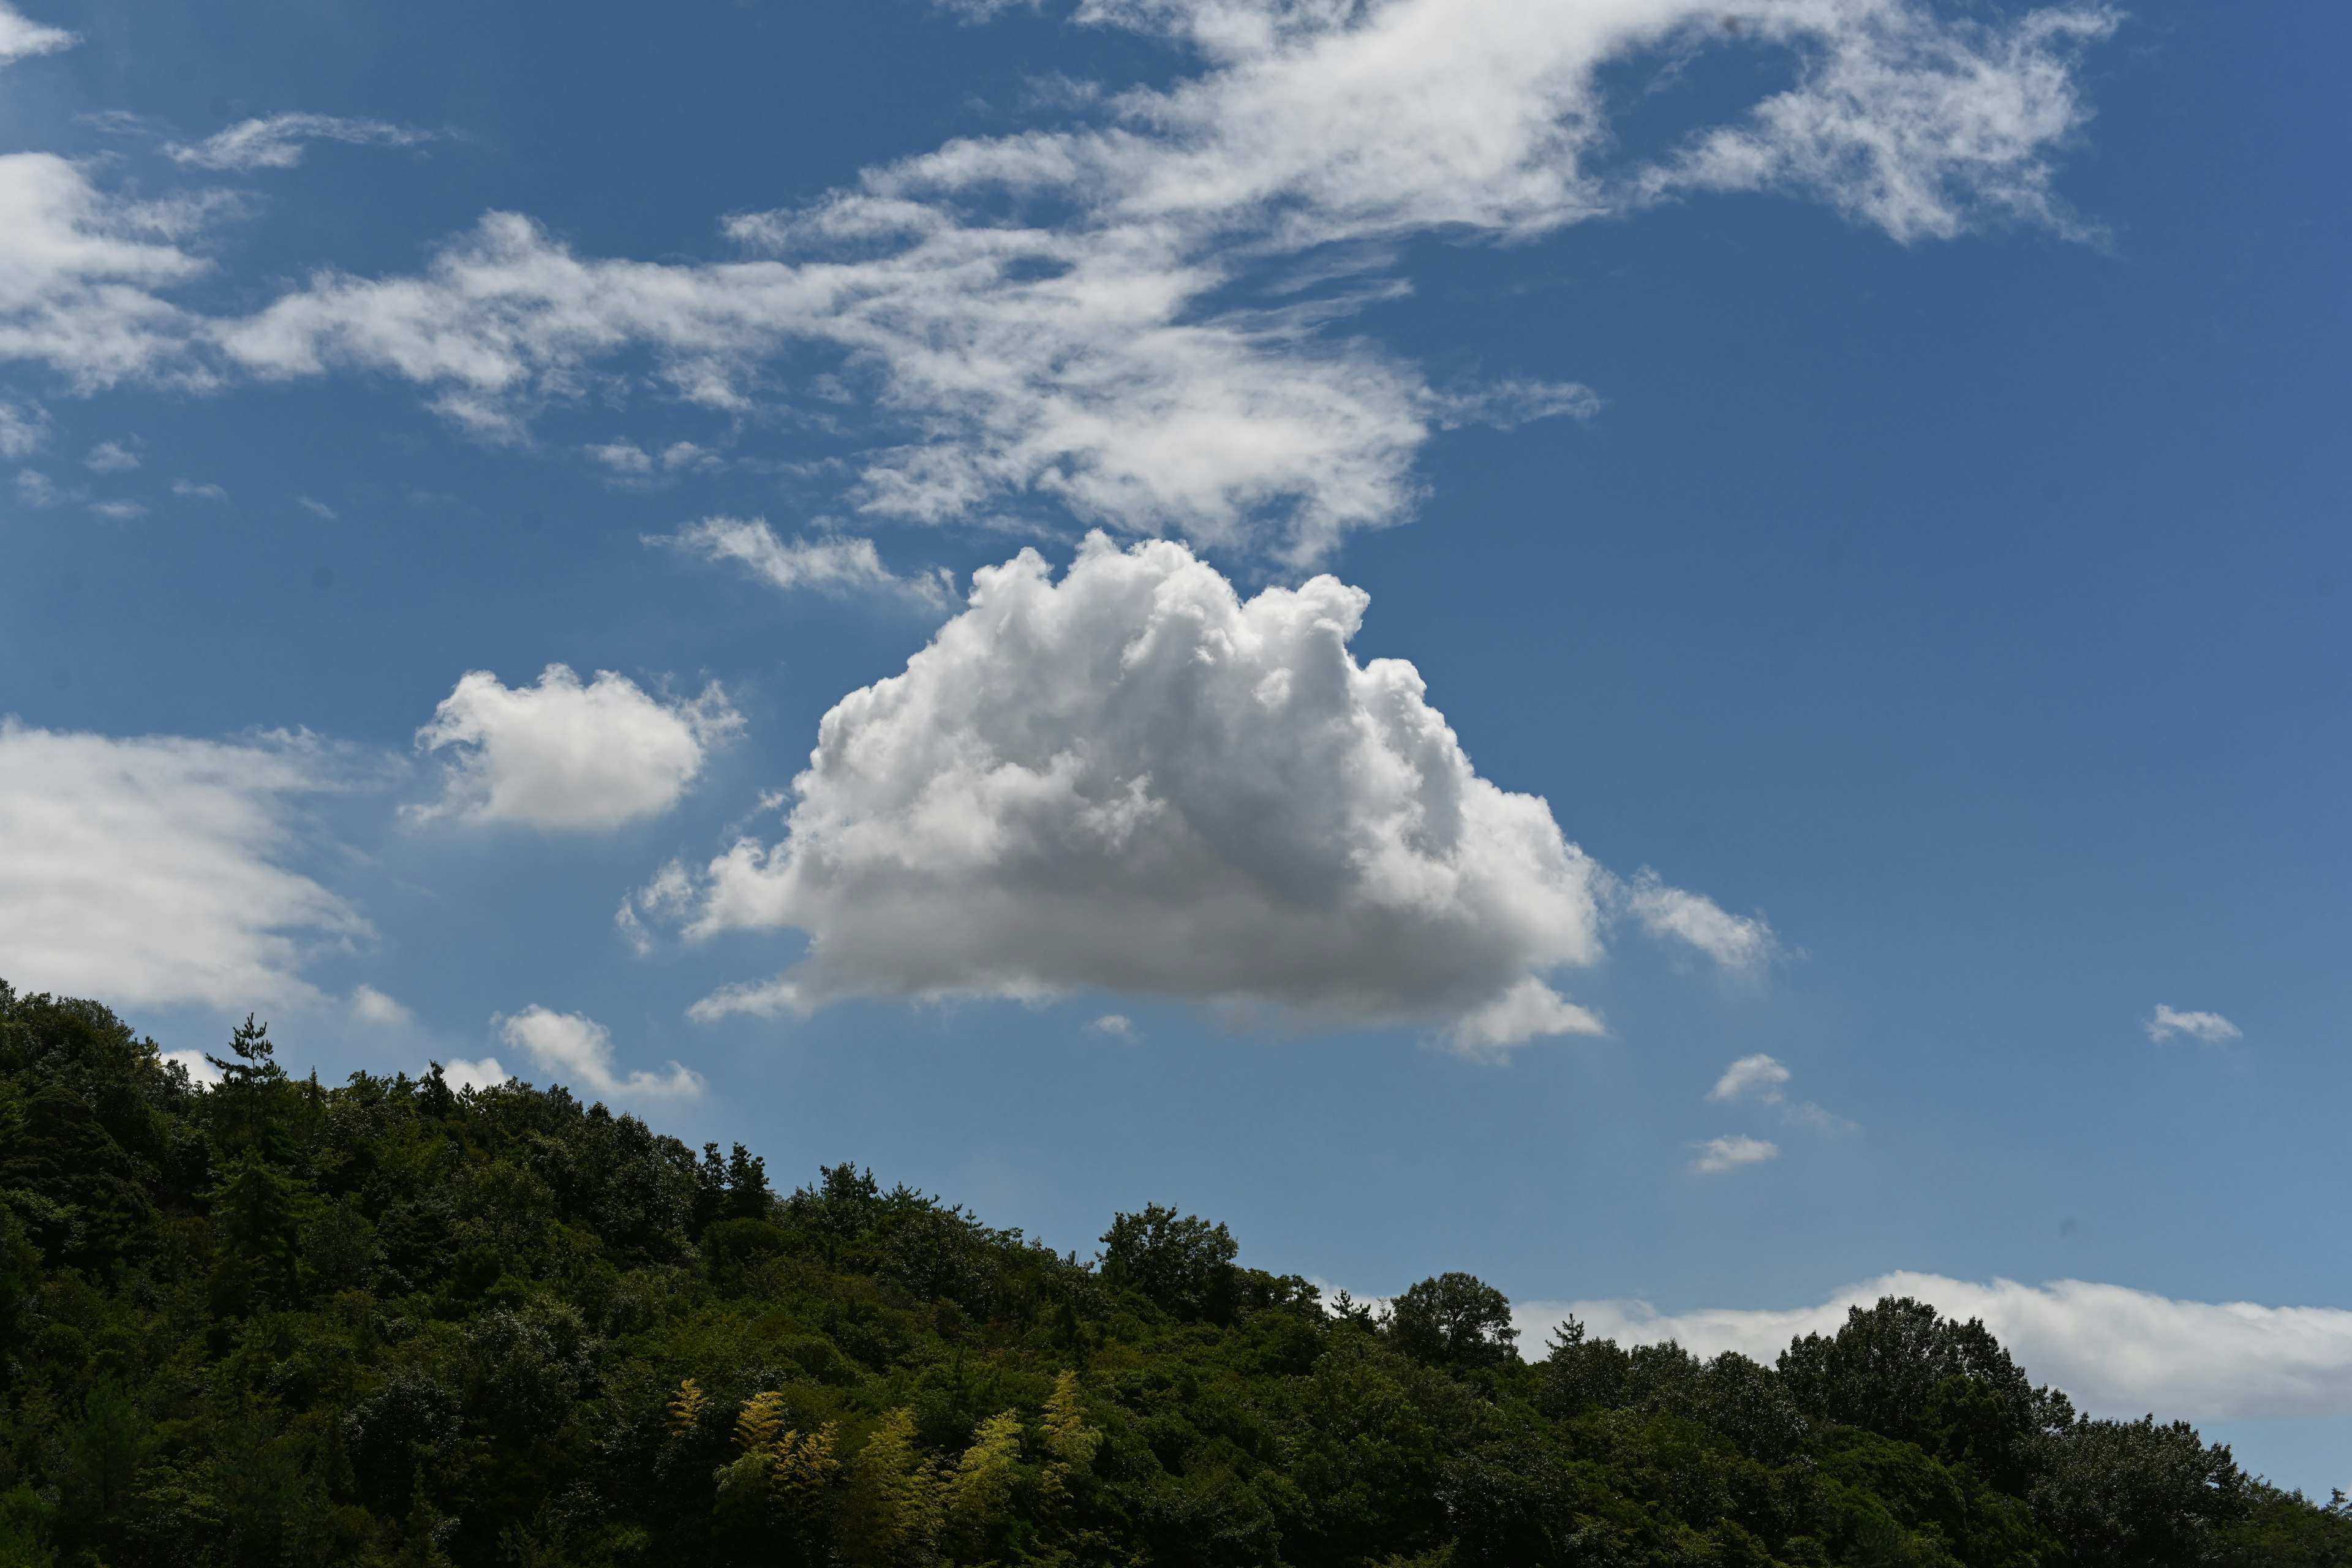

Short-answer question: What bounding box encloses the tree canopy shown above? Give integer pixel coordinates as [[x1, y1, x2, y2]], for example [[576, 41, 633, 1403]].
[[1, 979, 2345, 1568]]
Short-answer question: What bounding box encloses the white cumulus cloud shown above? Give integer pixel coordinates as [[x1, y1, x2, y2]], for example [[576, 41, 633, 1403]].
[[654, 515, 951, 603], [1521, 1272, 2352, 1422], [495, 1006, 702, 1098], [0, 722, 363, 1008], [2147, 1004, 2239, 1046], [163, 113, 428, 173], [1692, 1134, 1780, 1174], [662, 534, 1747, 1046], [412, 664, 741, 830]]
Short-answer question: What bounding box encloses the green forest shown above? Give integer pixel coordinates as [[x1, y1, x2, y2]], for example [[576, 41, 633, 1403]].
[[2, 981, 2347, 1568]]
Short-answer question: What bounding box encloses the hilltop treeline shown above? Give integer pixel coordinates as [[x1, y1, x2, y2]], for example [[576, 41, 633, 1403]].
[[1, 983, 2346, 1568]]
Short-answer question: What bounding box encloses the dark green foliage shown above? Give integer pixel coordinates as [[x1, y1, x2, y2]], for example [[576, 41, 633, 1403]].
[[1101, 1204, 1238, 1323], [2031, 1415, 2247, 1566], [1387, 1273, 1516, 1369], [1, 977, 2344, 1568]]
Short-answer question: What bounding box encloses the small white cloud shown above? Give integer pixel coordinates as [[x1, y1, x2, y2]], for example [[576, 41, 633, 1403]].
[[16, 469, 61, 507], [0, 400, 47, 458], [1521, 1272, 2352, 1423], [660, 440, 721, 472], [1692, 1134, 1779, 1175], [495, 1006, 702, 1098], [173, 478, 227, 501], [0, 722, 363, 1008], [1452, 978, 1605, 1055], [88, 499, 144, 520], [441, 1055, 511, 1093], [587, 439, 653, 476], [1705, 1050, 1853, 1132], [1088, 1012, 1137, 1039], [163, 113, 428, 173], [0, 4, 75, 67], [351, 983, 411, 1025], [296, 495, 337, 520], [685, 974, 803, 1023], [412, 663, 741, 830], [1624, 870, 1776, 970], [2147, 1004, 2239, 1046], [83, 439, 138, 472], [653, 515, 949, 603], [159, 1048, 222, 1087], [1709, 1052, 1791, 1102]]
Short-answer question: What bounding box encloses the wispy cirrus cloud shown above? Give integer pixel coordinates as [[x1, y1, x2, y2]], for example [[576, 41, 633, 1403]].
[[652, 515, 952, 604], [0, 0, 2117, 565], [163, 113, 429, 172]]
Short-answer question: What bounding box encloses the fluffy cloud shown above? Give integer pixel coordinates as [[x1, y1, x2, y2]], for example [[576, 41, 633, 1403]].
[[440, 1055, 511, 1093], [0, 722, 363, 1008], [0, 153, 215, 391], [1705, 1050, 1851, 1134], [162, 114, 428, 173], [1523, 1272, 2352, 1422], [2, 0, 2110, 564], [0, 2, 72, 67], [654, 516, 951, 603], [1692, 1134, 1780, 1174], [1709, 1053, 1792, 1102], [350, 984, 412, 1025], [663, 535, 1755, 1044], [412, 664, 741, 829], [0, 399, 46, 457], [83, 439, 138, 471], [495, 1006, 702, 1098], [2147, 1004, 2239, 1046]]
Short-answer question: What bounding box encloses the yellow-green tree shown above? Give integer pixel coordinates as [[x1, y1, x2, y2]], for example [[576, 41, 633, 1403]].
[[1042, 1371, 1101, 1497], [941, 1409, 1023, 1562], [668, 1378, 707, 1437], [839, 1408, 943, 1568]]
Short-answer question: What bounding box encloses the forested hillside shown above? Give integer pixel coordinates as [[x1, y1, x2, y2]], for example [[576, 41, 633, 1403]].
[[2, 982, 2346, 1567]]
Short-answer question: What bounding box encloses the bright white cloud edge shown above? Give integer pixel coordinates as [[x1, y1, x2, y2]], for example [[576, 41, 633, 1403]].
[[1517, 1272, 2352, 1422]]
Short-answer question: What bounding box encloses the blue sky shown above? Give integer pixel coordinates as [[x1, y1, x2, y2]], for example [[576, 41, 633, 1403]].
[[4, 0, 2350, 1491]]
